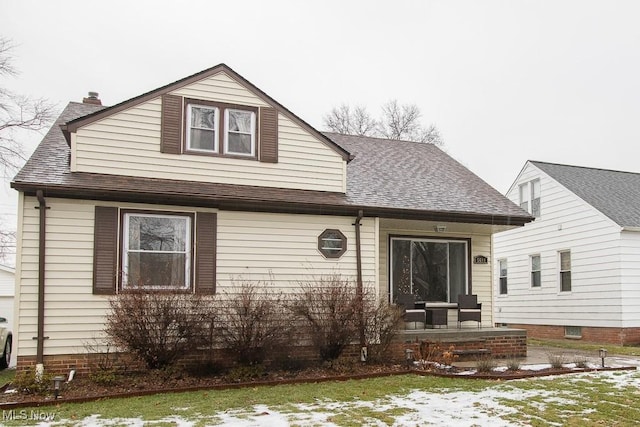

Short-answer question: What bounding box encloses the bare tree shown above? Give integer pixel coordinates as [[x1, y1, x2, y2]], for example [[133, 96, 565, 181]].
[[323, 104, 377, 136], [323, 99, 443, 146], [0, 37, 56, 177], [0, 227, 14, 263]]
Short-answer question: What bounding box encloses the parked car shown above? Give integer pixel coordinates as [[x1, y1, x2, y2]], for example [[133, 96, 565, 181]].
[[0, 317, 11, 369]]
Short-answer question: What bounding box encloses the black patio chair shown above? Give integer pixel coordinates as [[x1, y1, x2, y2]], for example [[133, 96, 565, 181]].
[[457, 294, 482, 328]]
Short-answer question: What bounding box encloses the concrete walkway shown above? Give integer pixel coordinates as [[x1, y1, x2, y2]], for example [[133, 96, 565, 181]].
[[455, 345, 640, 369]]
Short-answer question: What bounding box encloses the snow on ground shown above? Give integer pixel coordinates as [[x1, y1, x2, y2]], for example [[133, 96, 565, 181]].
[[32, 369, 640, 427]]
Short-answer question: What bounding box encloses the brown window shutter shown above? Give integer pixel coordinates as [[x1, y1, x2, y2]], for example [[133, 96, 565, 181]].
[[93, 206, 118, 295], [161, 94, 183, 154], [259, 107, 278, 163], [195, 212, 216, 294]]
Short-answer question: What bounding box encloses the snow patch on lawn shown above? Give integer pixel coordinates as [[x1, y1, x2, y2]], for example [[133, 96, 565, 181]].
[[35, 369, 640, 427]]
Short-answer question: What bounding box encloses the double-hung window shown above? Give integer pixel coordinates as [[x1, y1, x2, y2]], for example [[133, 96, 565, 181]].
[[185, 100, 257, 157], [122, 212, 192, 290], [187, 104, 218, 153], [499, 259, 508, 295], [531, 254, 541, 287], [559, 250, 571, 292], [519, 179, 541, 217], [390, 237, 468, 303], [225, 109, 256, 156]]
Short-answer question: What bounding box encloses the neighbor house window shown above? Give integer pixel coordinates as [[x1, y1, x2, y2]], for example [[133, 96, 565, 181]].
[[187, 104, 218, 152], [224, 108, 256, 156], [559, 250, 571, 292], [122, 212, 192, 290], [531, 255, 541, 287], [318, 229, 347, 258], [565, 326, 582, 338], [519, 179, 541, 217], [390, 238, 468, 303], [499, 259, 508, 295]]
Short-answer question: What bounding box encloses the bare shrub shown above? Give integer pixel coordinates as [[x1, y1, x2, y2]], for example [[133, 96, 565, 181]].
[[547, 352, 565, 369], [217, 281, 293, 366], [105, 289, 211, 369], [289, 274, 362, 363], [506, 358, 522, 371], [363, 298, 404, 363], [573, 355, 589, 369], [475, 356, 497, 373], [417, 341, 459, 369]]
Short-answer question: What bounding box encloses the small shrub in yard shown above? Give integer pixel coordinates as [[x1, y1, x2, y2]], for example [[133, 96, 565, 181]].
[[475, 356, 497, 373], [288, 274, 362, 363], [417, 341, 459, 368], [227, 364, 266, 382], [105, 288, 211, 369], [11, 369, 55, 395], [217, 281, 293, 366], [573, 355, 589, 369], [506, 358, 522, 371], [363, 298, 404, 363], [547, 352, 566, 369]]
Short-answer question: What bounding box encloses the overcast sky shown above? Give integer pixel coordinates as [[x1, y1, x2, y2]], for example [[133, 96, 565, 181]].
[[2, 0, 640, 262]]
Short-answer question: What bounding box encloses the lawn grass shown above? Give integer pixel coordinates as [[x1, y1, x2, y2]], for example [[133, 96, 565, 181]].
[[0, 368, 15, 387], [3, 369, 640, 426], [529, 338, 640, 356]]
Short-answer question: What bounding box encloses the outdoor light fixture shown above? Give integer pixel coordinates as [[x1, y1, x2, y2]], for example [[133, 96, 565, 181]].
[[53, 375, 66, 399], [434, 225, 447, 233], [599, 348, 608, 368], [405, 348, 415, 367]]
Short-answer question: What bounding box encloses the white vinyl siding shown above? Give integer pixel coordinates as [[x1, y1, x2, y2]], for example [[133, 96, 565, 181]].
[[620, 230, 640, 326], [72, 71, 346, 193], [14, 197, 376, 356], [494, 162, 624, 328]]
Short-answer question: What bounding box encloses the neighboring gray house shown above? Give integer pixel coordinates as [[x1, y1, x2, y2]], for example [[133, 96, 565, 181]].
[[494, 161, 640, 345]]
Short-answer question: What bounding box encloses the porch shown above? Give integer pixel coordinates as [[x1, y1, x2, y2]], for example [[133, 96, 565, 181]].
[[392, 326, 528, 361]]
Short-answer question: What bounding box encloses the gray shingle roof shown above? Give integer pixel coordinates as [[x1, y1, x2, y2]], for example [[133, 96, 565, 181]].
[[531, 161, 640, 228], [12, 103, 531, 225], [327, 133, 530, 219]]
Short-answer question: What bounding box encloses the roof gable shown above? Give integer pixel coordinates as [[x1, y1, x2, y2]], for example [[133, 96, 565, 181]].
[[60, 63, 350, 162], [530, 161, 640, 228]]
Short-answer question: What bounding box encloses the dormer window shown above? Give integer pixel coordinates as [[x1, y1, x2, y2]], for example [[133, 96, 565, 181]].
[[225, 108, 256, 156], [184, 100, 257, 158], [187, 104, 219, 152], [161, 94, 278, 163]]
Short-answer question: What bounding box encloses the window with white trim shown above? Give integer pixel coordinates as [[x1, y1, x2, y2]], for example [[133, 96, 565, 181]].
[[531, 254, 541, 287], [225, 108, 256, 156], [519, 179, 541, 217], [559, 250, 571, 292], [185, 101, 257, 157], [123, 212, 192, 290], [499, 259, 508, 295], [390, 237, 468, 303], [187, 104, 218, 152]]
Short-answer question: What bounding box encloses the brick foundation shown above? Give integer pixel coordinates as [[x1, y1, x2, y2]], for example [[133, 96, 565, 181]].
[[389, 329, 527, 362], [506, 324, 640, 346], [17, 330, 529, 374]]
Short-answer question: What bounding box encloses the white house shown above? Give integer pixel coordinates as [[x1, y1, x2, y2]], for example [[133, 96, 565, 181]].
[[0, 265, 14, 329], [493, 161, 640, 345], [11, 64, 531, 371]]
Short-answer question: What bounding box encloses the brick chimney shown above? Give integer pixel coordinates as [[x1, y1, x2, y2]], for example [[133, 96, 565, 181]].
[[82, 91, 102, 105]]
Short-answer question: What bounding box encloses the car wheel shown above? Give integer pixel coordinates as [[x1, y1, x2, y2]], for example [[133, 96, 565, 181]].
[[0, 337, 11, 370]]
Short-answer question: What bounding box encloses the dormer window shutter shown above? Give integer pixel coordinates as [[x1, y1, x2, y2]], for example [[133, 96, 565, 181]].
[[259, 107, 278, 163], [161, 94, 183, 154]]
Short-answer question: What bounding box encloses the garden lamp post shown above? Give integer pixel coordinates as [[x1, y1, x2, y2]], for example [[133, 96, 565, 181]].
[[599, 348, 607, 368]]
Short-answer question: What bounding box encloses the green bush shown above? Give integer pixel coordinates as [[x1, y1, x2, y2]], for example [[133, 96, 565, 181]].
[[11, 369, 55, 395]]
